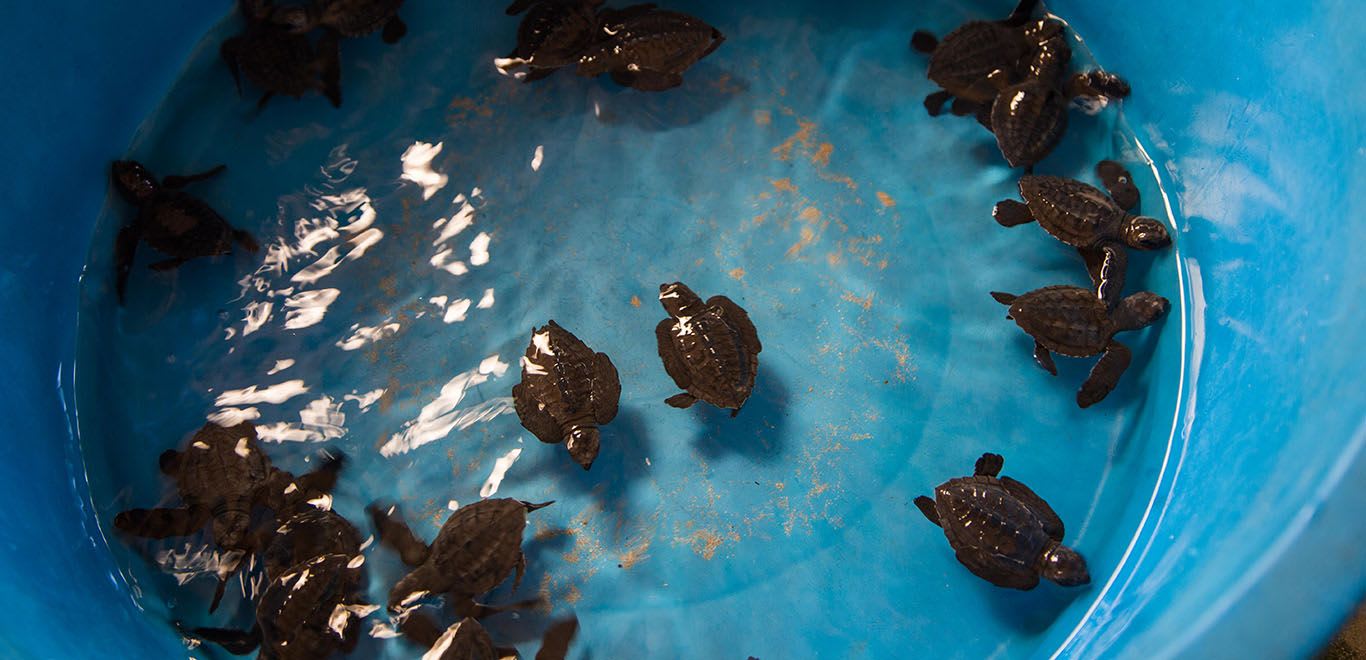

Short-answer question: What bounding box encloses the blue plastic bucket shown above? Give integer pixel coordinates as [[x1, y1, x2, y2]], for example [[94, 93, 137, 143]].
[[0, 2, 1361, 657]]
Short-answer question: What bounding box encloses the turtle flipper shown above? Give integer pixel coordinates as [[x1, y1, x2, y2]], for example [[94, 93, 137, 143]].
[[513, 382, 565, 445], [233, 229, 260, 252], [535, 615, 580, 660], [114, 506, 210, 539], [923, 90, 952, 117], [162, 165, 226, 189], [292, 449, 347, 499], [114, 224, 141, 304], [665, 393, 697, 409], [708, 295, 762, 355], [655, 319, 693, 390], [590, 352, 621, 424], [397, 609, 445, 648], [1078, 340, 1132, 408], [910, 30, 938, 53], [993, 199, 1035, 227], [990, 291, 1018, 306], [1003, 0, 1042, 25], [974, 452, 1004, 477], [192, 624, 262, 655], [149, 257, 189, 272], [999, 477, 1064, 541], [366, 503, 431, 567], [914, 496, 940, 526], [381, 16, 407, 44], [1095, 160, 1140, 211], [1078, 244, 1127, 309], [1033, 340, 1057, 376], [1068, 70, 1131, 100]]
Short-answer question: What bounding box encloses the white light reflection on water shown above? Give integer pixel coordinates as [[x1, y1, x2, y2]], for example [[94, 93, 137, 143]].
[[379, 356, 514, 457], [479, 446, 522, 498], [400, 141, 449, 200]]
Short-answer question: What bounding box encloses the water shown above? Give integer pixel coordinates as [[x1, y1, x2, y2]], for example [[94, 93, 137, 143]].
[[74, 1, 1186, 657]]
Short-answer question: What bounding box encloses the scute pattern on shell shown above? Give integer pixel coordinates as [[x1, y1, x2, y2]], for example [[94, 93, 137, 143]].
[[1007, 286, 1114, 356], [937, 475, 1050, 589], [1017, 175, 1123, 247]]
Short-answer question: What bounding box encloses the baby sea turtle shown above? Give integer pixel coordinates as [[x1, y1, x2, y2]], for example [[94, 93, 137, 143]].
[[222, 0, 343, 109], [991, 286, 1168, 408], [368, 498, 552, 614], [909, 0, 1042, 116], [263, 506, 363, 581], [499, 0, 603, 82], [512, 320, 620, 470], [985, 28, 1130, 169], [273, 0, 408, 44], [403, 612, 580, 660], [114, 422, 344, 609], [994, 161, 1171, 306], [194, 553, 375, 660], [656, 281, 762, 416], [110, 160, 259, 304], [914, 452, 1089, 590], [576, 5, 725, 91]]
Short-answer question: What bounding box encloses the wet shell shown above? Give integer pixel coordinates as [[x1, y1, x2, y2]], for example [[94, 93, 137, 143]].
[[934, 475, 1051, 589], [1017, 175, 1125, 247], [320, 0, 404, 37], [264, 507, 363, 580], [173, 422, 273, 508], [257, 553, 367, 660], [424, 618, 499, 660], [577, 8, 724, 78], [1004, 286, 1113, 356], [397, 499, 531, 601], [656, 282, 762, 413], [926, 21, 1031, 103], [138, 191, 238, 259]]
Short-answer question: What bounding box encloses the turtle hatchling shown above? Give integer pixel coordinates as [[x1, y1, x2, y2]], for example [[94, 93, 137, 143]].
[[656, 281, 762, 416], [403, 612, 580, 660], [994, 160, 1171, 306], [367, 498, 552, 614], [909, 0, 1043, 118], [991, 285, 1168, 408], [915, 452, 1089, 590], [498, 0, 603, 82], [262, 506, 363, 581], [110, 160, 258, 304], [513, 320, 620, 470], [222, 0, 343, 109], [272, 0, 409, 44], [576, 4, 725, 91]]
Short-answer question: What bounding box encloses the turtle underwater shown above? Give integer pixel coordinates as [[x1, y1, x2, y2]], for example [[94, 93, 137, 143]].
[[909, 0, 1045, 118], [498, 0, 603, 82], [270, 0, 409, 44], [113, 422, 345, 610], [222, 0, 343, 109], [193, 552, 376, 660], [576, 4, 725, 91], [261, 506, 364, 581], [656, 281, 762, 416], [110, 160, 258, 304], [994, 160, 1171, 306], [991, 285, 1168, 408], [512, 320, 620, 470], [401, 612, 579, 660], [914, 452, 1089, 590], [367, 498, 552, 614]]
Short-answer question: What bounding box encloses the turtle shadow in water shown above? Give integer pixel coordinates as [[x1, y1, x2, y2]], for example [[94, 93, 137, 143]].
[[521, 406, 656, 529], [684, 369, 791, 463], [983, 581, 1086, 634], [588, 62, 750, 132]]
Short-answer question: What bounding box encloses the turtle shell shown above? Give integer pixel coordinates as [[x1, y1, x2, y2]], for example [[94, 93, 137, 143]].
[[320, 0, 404, 37], [933, 475, 1051, 590], [1017, 175, 1125, 248], [398, 499, 530, 601], [224, 24, 322, 98], [926, 21, 1031, 103], [512, 321, 619, 444], [990, 79, 1068, 168], [657, 285, 762, 412], [137, 191, 238, 259], [577, 8, 724, 78], [257, 553, 368, 660], [264, 508, 363, 580], [1004, 285, 1114, 357], [424, 618, 499, 660], [171, 422, 274, 511], [510, 0, 599, 70]]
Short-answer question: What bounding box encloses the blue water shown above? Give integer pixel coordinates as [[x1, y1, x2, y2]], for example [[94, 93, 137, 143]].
[[74, 1, 1186, 657]]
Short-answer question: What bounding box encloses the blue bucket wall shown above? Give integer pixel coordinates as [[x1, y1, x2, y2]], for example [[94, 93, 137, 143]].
[[0, 2, 1360, 658]]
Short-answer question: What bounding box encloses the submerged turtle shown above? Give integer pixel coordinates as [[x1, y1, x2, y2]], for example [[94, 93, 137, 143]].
[[991, 285, 1168, 408], [994, 161, 1171, 306], [114, 422, 344, 609], [914, 453, 1089, 590], [272, 0, 408, 44], [222, 0, 343, 109], [576, 5, 725, 91], [368, 498, 552, 613], [194, 553, 375, 660], [909, 0, 1043, 117], [403, 612, 580, 660], [262, 506, 363, 580], [985, 28, 1130, 169], [512, 320, 620, 470], [498, 0, 603, 82], [656, 281, 762, 416], [110, 160, 258, 304]]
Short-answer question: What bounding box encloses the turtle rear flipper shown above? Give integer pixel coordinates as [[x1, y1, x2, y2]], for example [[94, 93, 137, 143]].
[[914, 496, 941, 526], [999, 477, 1064, 540], [114, 506, 210, 539], [192, 624, 262, 655], [535, 614, 580, 660], [1078, 340, 1131, 408], [590, 352, 621, 424], [367, 503, 431, 567], [1095, 160, 1140, 211]]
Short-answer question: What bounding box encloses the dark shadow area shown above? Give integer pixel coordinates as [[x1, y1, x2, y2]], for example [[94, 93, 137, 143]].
[[521, 406, 656, 529], [985, 581, 1085, 634], [686, 368, 790, 463], [589, 62, 749, 132]]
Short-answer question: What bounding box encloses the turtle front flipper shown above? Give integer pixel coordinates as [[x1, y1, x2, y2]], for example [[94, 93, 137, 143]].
[[655, 319, 693, 390], [114, 505, 210, 539], [192, 624, 262, 655], [974, 452, 1004, 477], [1033, 340, 1057, 376], [999, 477, 1064, 541], [367, 503, 432, 567], [923, 90, 952, 117], [536, 614, 580, 660], [286, 449, 347, 503], [1078, 244, 1126, 309], [1067, 70, 1131, 100], [1095, 160, 1140, 211], [590, 352, 621, 424], [910, 30, 938, 53], [914, 496, 941, 526], [382, 15, 407, 44], [114, 224, 141, 304], [162, 164, 226, 190], [993, 199, 1035, 227], [1078, 340, 1132, 408]]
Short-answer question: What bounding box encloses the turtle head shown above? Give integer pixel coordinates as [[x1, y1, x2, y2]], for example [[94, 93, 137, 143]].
[[1113, 291, 1169, 331], [658, 282, 703, 318], [565, 427, 601, 471], [111, 160, 159, 204], [1122, 216, 1171, 250], [1040, 543, 1090, 586]]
